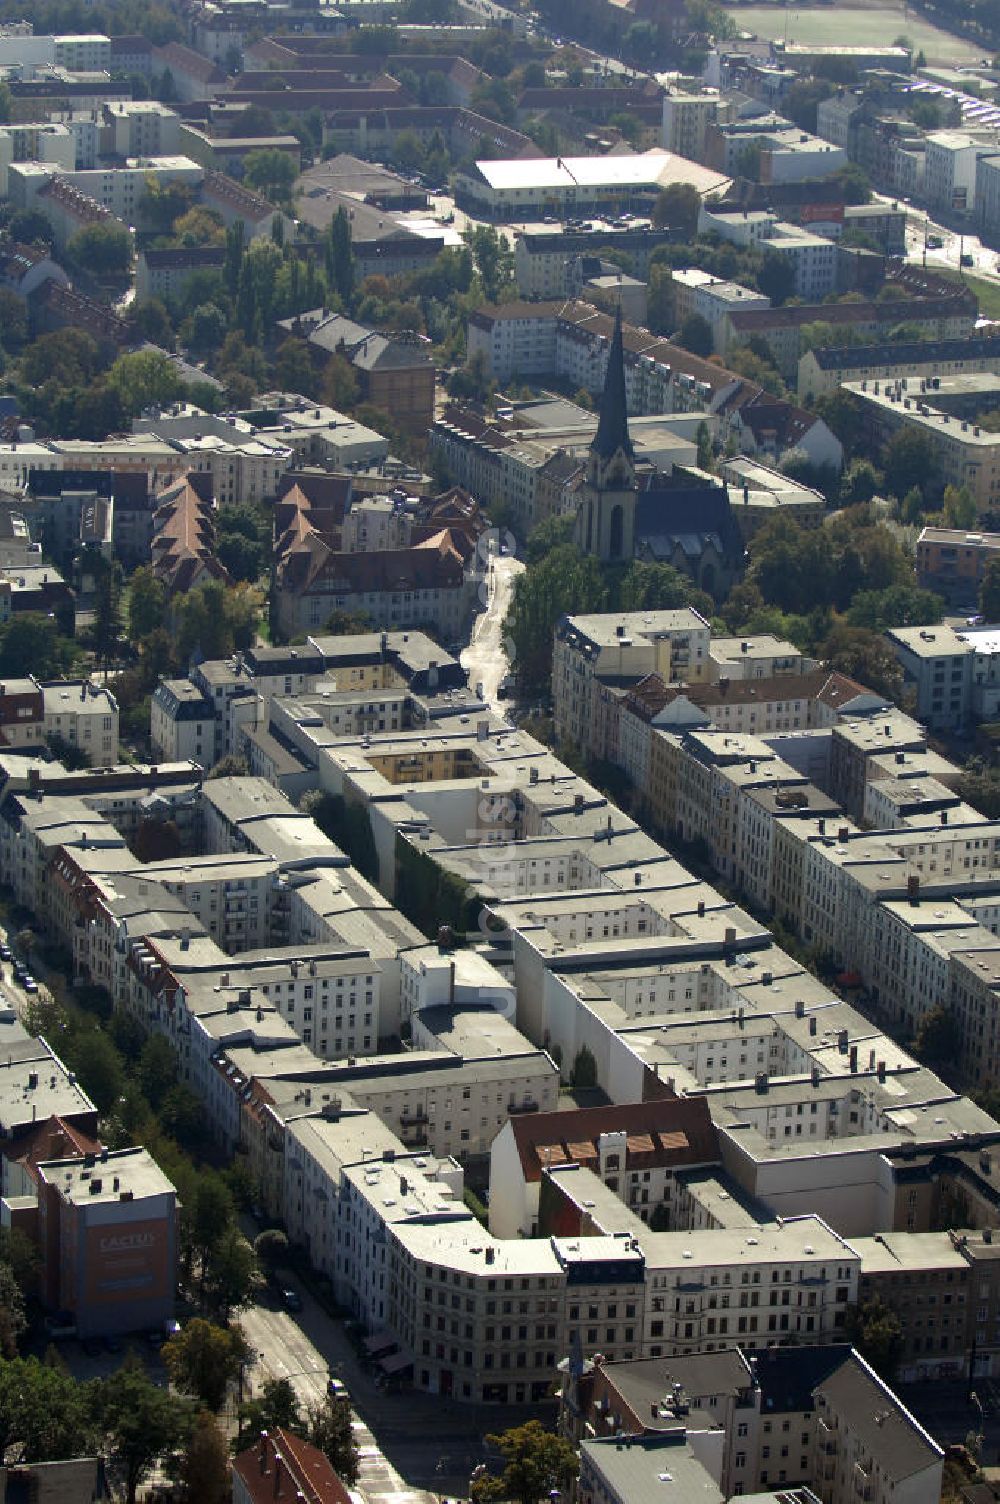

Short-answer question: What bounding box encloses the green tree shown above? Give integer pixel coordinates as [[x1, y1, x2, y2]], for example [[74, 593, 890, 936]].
[[504, 544, 608, 691], [570, 1044, 598, 1090], [846, 584, 944, 633], [65, 1029, 125, 1113], [0, 1357, 96, 1462], [839, 458, 879, 506], [7, 208, 54, 247], [0, 1265, 26, 1357], [96, 1352, 190, 1504], [0, 290, 28, 353], [646, 262, 674, 334], [525, 514, 575, 564], [130, 297, 174, 348], [942, 483, 977, 529], [724, 344, 789, 399], [238, 1377, 300, 1448], [464, 224, 514, 303], [182, 1410, 229, 1504], [173, 206, 226, 247], [243, 148, 297, 205], [652, 181, 700, 236], [845, 1297, 904, 1382], [617, 560, 698, 611], [757, 248, 796, 306], [138, 1033, 178, 1110], [185, 302, 227, 355], [470, 1421, 577, 1504], [92, 559, 123, 666], [913, 1004, 961, 1065], [108, 349, 183, 415], [129, 565, 168, 640], [0, 615, 77, 678], [884, 425, 942, 504], [204, 1226, 256, 1319], [275, 336, 319, 399], [326, 206, 355, 304], [306, 1395, 360, 1484], [163, 1319, 250, 1412], [676, 312, 713, 357], [66, 221, 133, 276], [323, 351, 359, 410], [21, 328, 102, 388], [820, 622, 904, 703], [981, 555, 1000, 621], [254, 1228, 289, 1268]]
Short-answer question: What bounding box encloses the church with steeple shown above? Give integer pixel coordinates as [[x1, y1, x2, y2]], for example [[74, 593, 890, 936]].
[[574, 305, 637, 563]]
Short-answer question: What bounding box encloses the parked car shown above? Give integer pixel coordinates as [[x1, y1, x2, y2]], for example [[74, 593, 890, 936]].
[[22, 977, 37, 994], [327, 1376, 349, 1402], [0, 944, 11, 961], [961, 251, 975, 266], [926, 233, 943, 249], [282, 1287, 303, 1313]]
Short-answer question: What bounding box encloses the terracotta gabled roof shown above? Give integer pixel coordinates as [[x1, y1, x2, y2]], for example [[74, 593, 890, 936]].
[[623, 668, 873, 720], [151, 471, 230, 594], [510, 1097, 717, 1183], [3, 1114, 101, 1184], [232, 1429, 352, 1504]]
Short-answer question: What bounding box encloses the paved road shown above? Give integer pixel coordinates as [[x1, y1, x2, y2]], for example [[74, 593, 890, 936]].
[[902, 203, 1000, 284], [241, 1279, 533, 1504], [461, 549, 524, 711], [242, 1290, 442, 1504]]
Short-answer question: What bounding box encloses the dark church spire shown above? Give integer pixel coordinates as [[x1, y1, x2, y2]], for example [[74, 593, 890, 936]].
[[591, 303, 633, 462]]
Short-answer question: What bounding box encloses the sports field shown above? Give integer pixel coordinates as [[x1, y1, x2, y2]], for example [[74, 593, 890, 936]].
[[725, 3, 985, 65]]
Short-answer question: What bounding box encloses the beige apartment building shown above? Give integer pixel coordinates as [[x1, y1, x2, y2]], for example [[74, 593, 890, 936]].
[[552, 609, 711, 765], [845, 379, 1000, 510]]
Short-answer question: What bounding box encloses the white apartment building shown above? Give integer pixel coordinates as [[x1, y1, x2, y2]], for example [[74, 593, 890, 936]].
[[139, 853, 279, 953], [400, 945, 515, 1022], [661, 91, 719, 161], [925, 128, 1000, 214], [0, 123, 74, 194], [151, 678, 217, 765], [101, 101, 181, 159], [670, 269, 770, 355]]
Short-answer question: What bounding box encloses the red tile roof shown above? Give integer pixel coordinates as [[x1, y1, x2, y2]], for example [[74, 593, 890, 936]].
[[232, 1430, 352, 1504], [510, 1097, 717, 1183]]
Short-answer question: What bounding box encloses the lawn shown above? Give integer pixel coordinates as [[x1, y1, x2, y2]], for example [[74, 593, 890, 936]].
[[724, 2, 986, 65], [935, 268, 1000, 319]]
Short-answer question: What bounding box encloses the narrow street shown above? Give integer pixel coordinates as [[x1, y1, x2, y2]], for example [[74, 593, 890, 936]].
[[461, 548, 524, 710], [240, 1282, 527, 1504]]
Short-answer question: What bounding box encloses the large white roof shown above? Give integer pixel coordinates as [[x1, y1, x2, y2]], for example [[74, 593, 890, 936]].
[[474, 148, 730, 196]]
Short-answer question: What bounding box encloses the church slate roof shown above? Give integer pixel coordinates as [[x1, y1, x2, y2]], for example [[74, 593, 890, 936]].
[[590, 304, 634, 463]]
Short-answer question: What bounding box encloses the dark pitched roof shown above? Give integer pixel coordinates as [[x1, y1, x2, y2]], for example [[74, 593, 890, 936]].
[[624, 668, 872, 719], [592, 304, 633, 462], [636, 481, 744, 564], [807, 333, 1000, 371]]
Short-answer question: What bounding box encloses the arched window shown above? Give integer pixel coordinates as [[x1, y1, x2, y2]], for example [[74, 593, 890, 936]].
[[609, 503, 624, 559]]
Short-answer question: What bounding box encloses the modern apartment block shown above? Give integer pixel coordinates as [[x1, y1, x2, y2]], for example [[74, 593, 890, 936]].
[[915, 524, 1000, 605]]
